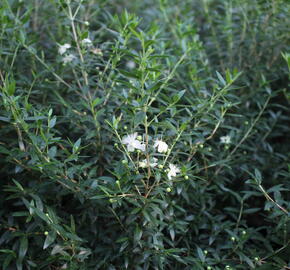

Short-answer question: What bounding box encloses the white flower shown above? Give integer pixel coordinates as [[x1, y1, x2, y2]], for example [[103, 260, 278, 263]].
[[139, 158, 158, 168], [62, 54, 76, 64], [58, 43, 71, 55], [220, 135, 231, 144], [122, 133, 145, 152], [81, 38, 93, 47], [139, 160, 147, 168], [126, 60, 136, 69], [167, 163, 180, 180], [150, 157, 158, 167], [91, 48, 103, 55], [154, 139, 168, 153]]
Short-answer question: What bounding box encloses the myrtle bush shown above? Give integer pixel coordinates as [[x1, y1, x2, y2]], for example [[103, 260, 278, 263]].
[[0, 0, 289, 269]]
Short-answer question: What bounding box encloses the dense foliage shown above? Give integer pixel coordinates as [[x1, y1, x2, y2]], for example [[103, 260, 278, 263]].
[[0, 0, 289, 269]]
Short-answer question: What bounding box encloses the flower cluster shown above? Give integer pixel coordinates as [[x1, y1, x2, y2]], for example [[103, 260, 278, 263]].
[[58, 43, 77, 64], [121, 133, 169, 154], [126, 60, 136, 69], [154, 139, 168, 153], [139, 158, 158, 168], [167, 163, 180, 180], [58, 36, 103, 65], [58, 43, 71, 55], [81, 38, 93, 47], [62, 54, 76, 64], [220, 135, 231, 144], [121, 133, 145, 152], [121, 133, 180, 180]]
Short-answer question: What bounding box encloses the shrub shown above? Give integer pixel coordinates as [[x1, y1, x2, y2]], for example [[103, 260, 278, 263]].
[[0, 0, 289, 269]]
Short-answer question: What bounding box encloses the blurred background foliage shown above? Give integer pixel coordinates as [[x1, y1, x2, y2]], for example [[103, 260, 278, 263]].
[[0, 0, 289, 269]]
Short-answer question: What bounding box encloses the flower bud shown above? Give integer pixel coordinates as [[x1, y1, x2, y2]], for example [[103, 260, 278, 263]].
[[44, 231, 49, 236], [184, 175, 189, 180], [166, 187, 172, 193], [230, 236, 235, 241]]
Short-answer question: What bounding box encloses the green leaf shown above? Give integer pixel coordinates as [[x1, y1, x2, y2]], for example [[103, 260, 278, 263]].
[[116, 237, 128, 243], [70, 215, 76, 232], [197, 247, 205, 263], [162, 120, 177, 134], [172, 89, 186, 103], [90, 195, 108, 200], [142, 210, 152, 224], [169, 228, 175, 241], [7, 79, 16, 96], [216, 71, 226, 86], [225, 69, 232, 83], [134, 111, 146, 127], [12, 179, 24, 192], [22, 198, 50, 223], [73, 138, 81, 151], [25, 116, 47, 121], [18, 236, 28, 262], [64, 232, 83, 241], [43, 231, 56, 249], [80, 31, 89, 39], [48, 146, 57, 158], [119, 69, 141, 79], [237, 252, 255, 268], [92, 97, 104, 107], [0, 116, 11, 122], [0, 145, 10, 154], [254, 168, 262, 184], [48, 116, 57, 128], [3, 254, 14, 270], [147, 81, 163, 93], [0, 249, 16, 255], [16, 259, 23, 270], [98, 176, 115, 182], [134, 226, 143, 243], [144, 40, 155, 49]]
